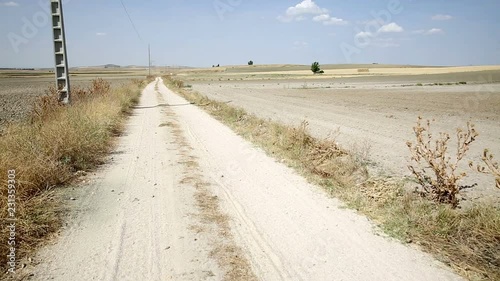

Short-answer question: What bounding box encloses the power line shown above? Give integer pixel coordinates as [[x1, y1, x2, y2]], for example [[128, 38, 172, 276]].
[[119, 0, 151, 74], [119, 0, 143, 42]]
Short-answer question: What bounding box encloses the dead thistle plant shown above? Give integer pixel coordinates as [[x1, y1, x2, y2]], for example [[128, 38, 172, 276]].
[[406, 117, 478, 208], [90, 78, 111, 96], [30, 86, 62, 123], [470, 149, 500, 189]]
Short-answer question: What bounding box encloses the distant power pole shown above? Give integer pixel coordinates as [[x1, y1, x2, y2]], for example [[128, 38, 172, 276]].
[[148, 44, 151, 76], [50, 0, 71, 104]]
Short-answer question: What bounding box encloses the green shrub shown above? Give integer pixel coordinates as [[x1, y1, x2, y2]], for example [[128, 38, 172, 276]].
[[311, 62, 321, 74]]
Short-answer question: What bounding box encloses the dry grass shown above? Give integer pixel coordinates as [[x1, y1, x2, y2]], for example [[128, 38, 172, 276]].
[[0, 79, 142, 274], [164, 75, 500, 281]]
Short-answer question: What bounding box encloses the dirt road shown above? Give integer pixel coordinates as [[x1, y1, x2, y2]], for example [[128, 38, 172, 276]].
[[26, 79, 224, 280], [26, 79, 463, 280]]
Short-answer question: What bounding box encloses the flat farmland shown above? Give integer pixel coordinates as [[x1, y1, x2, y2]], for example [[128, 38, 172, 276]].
[[0, 69, 147, 129], [181, 66, 500, 202]]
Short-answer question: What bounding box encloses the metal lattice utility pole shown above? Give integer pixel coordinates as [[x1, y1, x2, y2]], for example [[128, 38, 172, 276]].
[[50, 0, 70, 104]]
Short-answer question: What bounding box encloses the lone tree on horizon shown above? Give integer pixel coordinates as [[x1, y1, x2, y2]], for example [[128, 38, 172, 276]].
[[311, 61, 323, 74], [248, 60, 254, 66]]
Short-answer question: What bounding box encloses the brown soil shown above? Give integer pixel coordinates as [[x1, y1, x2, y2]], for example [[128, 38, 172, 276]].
[[185, 70, 500, 203]]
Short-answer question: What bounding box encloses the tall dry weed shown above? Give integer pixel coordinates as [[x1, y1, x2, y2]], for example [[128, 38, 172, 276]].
[[470, 149, 500, 189], [406, 117, 478, 208]]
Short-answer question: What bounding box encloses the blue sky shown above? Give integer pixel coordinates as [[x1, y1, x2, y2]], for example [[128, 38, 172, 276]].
[[1, 0, 499, 68]]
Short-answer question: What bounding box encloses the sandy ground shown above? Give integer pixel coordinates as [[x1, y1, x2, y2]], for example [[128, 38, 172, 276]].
[[189, 74, 500, 202], [21, 78, 466, 280]]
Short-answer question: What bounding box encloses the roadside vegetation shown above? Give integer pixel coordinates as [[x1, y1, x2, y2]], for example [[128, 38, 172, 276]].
[[410, 82, 468, 87], [407, 117, 499, 203], [164, 75, 500, 281], [471, 149, 500, 189], [0, 78, 146, 274], [406, 117, 479, 208]]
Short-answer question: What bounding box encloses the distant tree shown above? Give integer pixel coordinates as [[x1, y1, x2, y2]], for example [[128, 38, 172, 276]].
[[217, 64, 220, 67], [248, 60, 254, 66], [311, 61, 321, 74]]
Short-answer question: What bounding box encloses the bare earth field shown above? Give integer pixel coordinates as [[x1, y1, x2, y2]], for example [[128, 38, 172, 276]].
[[180, 65, 500, 202], [0, 69, 148, 129]]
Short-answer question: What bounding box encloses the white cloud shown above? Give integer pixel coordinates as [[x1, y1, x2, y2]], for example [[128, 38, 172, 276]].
[[313, 14, 330, 22], [295, 16, 306, 22], [313, 14, 347, 25], [278, 1, 348, 26], [413, 28, 444, 35], [323, 18, 347, 25], [355, 31, 374, 39], [354, 22, 405, 48], [323, 17, 347, 25], [432, 14, 453, 21], [1, 1, 19, 7], [278, 0, 329, 22], [425, 28, 443, 35], [378, 22, 404, 33], [96, 32, 107, 36], [286, 0, 327, 16]]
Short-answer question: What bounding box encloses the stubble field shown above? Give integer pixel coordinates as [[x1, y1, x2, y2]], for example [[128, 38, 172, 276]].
[[178, 64, 500, 202], [0, 69, 148, 129]]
